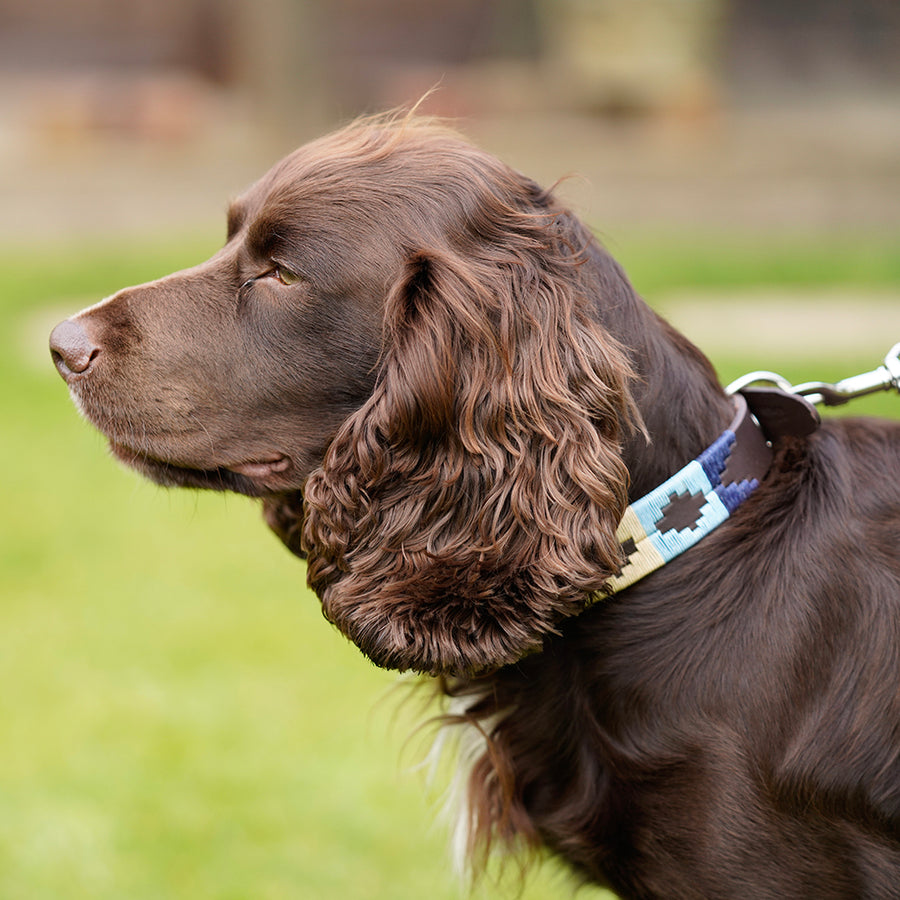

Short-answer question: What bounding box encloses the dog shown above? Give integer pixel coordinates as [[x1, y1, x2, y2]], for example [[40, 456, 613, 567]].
[[50, 114, 900, 898]]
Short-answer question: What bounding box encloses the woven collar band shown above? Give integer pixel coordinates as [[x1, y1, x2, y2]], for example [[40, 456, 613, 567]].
[[603, 390, 819, 595]]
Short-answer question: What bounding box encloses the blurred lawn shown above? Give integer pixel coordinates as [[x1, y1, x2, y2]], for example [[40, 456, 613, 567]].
[[1, 231, 898, 900]]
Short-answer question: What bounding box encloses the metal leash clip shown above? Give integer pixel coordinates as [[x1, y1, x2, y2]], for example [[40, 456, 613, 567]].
[[726, 342, 900, 407]]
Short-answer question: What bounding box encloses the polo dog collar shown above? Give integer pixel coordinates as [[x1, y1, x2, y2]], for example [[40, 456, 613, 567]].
[[604, 388, 820, 596], [600, 343, 900, 596]]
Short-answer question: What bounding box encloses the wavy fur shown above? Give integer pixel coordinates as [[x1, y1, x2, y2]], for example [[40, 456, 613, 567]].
[[302, 177, 637, 675]]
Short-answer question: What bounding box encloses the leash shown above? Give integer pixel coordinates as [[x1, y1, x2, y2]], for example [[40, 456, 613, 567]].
[[725, 341, 900, 408], [601, 341, 900, 597]]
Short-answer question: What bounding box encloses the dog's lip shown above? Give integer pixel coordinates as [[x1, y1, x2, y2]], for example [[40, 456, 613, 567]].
[[224, 455, 291, 478], [110, 441, 291, 479], [107, 441, 294, 497]]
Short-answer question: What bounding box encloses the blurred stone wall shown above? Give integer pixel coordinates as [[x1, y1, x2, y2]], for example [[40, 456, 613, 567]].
[[1, 0, 898, 146]]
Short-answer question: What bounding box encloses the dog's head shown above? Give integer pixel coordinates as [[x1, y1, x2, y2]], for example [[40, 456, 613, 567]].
[[51, 116, 639, 676]]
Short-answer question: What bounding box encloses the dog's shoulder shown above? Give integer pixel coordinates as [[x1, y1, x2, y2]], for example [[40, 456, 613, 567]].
[[819, 413, 900, 444], [814, 415, 900, 502]]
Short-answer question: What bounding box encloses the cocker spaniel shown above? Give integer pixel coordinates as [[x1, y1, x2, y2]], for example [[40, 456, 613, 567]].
[[50, 115, 900, 898]]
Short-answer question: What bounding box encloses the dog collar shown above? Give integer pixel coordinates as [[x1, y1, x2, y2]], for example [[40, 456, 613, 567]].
[[603, 390, 818, 595]]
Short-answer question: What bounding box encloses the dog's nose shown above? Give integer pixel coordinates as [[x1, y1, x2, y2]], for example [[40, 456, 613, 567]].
[[50, 319, 100, 379]]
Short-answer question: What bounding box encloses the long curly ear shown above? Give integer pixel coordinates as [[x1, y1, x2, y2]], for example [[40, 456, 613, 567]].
[[302, 234, 636, 676]]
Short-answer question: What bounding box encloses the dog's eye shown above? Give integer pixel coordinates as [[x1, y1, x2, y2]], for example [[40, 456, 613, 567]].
[[273, 265, 303, 286]]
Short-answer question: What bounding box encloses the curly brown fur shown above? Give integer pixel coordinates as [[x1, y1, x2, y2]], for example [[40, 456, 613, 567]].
[[50, 114, 900, 898], [303, 223, 637, 676]]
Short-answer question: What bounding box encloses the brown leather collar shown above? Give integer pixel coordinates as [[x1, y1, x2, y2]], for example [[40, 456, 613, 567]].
[[601, 389, 820, 596]]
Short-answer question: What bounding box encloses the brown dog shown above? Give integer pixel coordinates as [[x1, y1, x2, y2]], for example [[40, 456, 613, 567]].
[[51, 115, 900, 898]]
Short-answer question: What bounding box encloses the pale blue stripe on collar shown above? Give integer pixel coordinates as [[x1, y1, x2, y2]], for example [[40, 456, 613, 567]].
[[603, 394, 772, 595]]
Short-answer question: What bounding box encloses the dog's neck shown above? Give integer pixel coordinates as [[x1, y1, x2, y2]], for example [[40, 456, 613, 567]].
[[588, 246, 734, 502], [626, 317, 734, 501]]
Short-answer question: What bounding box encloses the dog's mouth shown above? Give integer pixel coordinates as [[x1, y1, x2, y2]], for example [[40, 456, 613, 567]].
[[109, 442, 293, 496]]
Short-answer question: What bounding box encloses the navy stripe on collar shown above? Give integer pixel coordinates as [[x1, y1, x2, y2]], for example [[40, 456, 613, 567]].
[[602, 393, 773, 595]]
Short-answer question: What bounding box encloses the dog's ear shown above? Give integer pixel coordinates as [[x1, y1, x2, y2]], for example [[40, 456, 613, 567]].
[[303, 234, 636, 676]]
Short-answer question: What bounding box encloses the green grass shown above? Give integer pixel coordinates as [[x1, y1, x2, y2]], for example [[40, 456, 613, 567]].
[[2, 230, 898, 899], [610, 230, 900, 297]]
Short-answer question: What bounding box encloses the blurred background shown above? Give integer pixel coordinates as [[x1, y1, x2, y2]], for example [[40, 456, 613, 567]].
[[1, 2, 899, 898], [2, 0, 899, 243]]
